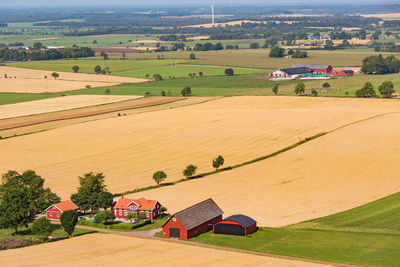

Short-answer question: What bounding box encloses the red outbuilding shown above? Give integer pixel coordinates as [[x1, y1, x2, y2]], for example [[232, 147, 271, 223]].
[[113, 196, 162, 221], [162, 198, 223, 239], [213, 214, 257, 236], [45, 200, 79, 220], [331, 69, 354, 76]]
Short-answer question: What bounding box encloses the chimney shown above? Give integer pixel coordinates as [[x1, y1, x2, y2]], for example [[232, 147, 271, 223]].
[[121, 195, 124, 199]]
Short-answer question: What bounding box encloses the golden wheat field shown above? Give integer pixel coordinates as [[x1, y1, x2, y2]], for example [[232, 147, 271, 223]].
[[0, 95, 142, 119], [0, 66, 147, 93], [0, 234, 324, 267], [0, 96, 399, 201], [126, 111, 400, 226], [183, 20, 267, 28]]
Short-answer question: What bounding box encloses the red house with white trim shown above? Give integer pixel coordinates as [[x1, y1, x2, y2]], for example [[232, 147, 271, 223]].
[[113, 196, 162, 221], [45, 200, 79, 220]]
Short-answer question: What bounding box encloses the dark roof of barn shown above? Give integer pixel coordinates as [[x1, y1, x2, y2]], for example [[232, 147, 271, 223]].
[[173, 198, 224, 230], [221, 215, 256, 228], [280, 67, 311, 75], [292, 64, 331, 70]]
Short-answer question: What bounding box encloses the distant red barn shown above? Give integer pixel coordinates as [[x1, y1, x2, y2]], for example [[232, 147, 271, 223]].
[[332, 69, 354, 76], [45, 200, 79, 220], [162, 198, 223, 239], [292, 64, 333, 74]]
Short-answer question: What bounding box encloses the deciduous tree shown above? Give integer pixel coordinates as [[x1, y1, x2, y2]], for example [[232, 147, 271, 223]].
[[183, 165, 197, 178], [153, 171, 167, 185], [31, 217, 53, 240], [212, 155, 225, 171], [60, 210, 78, 238]]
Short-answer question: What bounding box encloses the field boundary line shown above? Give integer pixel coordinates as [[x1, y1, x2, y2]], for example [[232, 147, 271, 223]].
[[71, 224, 358, 266], [115, 110, 400, 197]]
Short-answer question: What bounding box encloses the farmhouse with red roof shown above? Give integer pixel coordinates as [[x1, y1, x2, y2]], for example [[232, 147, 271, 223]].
[[113, 196, 162, 221], [45, 200, 79, 220]]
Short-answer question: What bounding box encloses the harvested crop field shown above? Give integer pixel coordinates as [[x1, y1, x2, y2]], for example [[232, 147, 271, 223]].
[[1, 96, 400, 200], [0, 66, 148, 93], [126, 111, 400, 227], [0, 97, 215, 137], [0, 234, 323, 267], [0, 95, 142, 120]]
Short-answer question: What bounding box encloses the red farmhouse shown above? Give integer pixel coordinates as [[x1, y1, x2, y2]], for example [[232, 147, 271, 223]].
[[45, 200, 79, 220], [331, 69, 354, 76], [213, 214, 257, 236], [292, 64, 333, 74], [162, 198, 223, 239], [113, 196, 162, 221]]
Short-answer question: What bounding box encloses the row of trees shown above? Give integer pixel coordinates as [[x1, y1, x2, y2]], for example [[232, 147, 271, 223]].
[[152, 155, 224, 185], [268, 46, 308, 58], [0, 47, 94, 62], [194, 42, 223, 51], [356, 81, 395, 98], [361, 55, 400, 74]]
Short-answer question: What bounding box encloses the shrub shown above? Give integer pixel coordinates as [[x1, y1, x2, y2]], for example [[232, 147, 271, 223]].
[[161, 90, 166, 96], [378, 81, 395, 98], [31, 217, 53, 240], [72, 65, 79, 73], [294, 82, 305, 95], [356, 82, 376, 98], [189, 53, 196, 60], [311, 89, 318, 96], [225, 68, 234, 76], [269, 46, 285, 58], [272, 84, 279, 95], [181, 86, 191, 96]]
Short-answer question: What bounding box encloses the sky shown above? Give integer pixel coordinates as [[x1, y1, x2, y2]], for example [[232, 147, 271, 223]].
[[0, 0, 398, 7]]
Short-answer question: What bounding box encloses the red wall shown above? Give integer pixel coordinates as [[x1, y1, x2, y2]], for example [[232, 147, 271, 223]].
[[162, 215, 188, 239], [187, 215, 222, 239], [163, 215, 222, 239], [46, 206, 62, 220], [114, 207, 161, 221]]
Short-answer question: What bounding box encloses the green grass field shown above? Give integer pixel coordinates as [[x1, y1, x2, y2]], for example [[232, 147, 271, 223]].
[[0, 223, 95, 243], [0, 93, 56, 105], [188, 192, 400, 266]]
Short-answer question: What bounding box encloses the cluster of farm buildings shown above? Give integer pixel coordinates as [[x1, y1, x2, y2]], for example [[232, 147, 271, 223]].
[[45, 197, 256, 239], [9, 45, 65, 51], [269, 63, 357, 80]]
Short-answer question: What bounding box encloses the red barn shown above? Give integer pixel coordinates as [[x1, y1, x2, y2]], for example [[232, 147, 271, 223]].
[[213, 215, 257, 236], [332, 70, 354, 76], [113, 196, 162, 221], [45, 200, 79, 220], [162, 198, 223, 239], [292, 64, 333, 74]]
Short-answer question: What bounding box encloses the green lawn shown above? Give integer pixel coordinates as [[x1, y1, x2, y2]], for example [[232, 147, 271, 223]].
[[0, 93, 56, 105], [187, 192, 400, 267], [0, 223, 96, 243], [133, 214, 170, 231]]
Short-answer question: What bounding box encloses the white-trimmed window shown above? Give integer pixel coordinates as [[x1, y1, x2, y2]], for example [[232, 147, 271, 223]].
[[124, 212, 127, 216], [57, 214, 60, 217], [119, 211, 122, 215], [172, 218, 176, 222], [50, 213, 53, 216]]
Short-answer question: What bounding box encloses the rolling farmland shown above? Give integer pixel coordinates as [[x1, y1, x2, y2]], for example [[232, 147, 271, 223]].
[[0, 66, 148, 93], [0, 95, 141, 119], [0, 96, 399, 202], [125, 110, 400, 226]]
